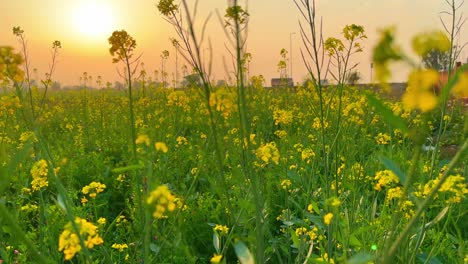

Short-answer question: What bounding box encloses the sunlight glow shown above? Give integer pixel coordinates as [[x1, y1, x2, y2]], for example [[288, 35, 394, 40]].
[[72, 2, 114, 38]]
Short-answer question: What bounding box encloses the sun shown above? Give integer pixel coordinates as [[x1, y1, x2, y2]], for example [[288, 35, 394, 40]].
[[72, 2, 115, 38]]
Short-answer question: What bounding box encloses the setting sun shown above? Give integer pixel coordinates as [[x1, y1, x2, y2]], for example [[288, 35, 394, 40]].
[[72, 1, 114, 38]]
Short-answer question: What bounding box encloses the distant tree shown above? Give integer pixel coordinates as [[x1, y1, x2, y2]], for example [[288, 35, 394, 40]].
[[181, 73, 201, 88], [422, 49, 450, 71], [51, 81, 61, 91], [114, 81, 125, 90], [216, 79, 227, 87], [347, 71, 361, 85]]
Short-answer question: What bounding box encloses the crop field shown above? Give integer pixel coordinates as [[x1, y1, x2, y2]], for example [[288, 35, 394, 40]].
[[1, 0, 468, 263], [0, 82, 466, 263]]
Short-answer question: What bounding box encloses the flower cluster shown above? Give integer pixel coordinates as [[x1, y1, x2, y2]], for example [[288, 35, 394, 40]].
[[375, 132, 391, 145], [273, 109, 293, 126], [402, 69, 439, 112], [374, 170, 399, 191], [30, 159, 49, 191], [58, 217, 103, 260], [418, 174, 468, 203], [213, 224, 229, 236], [81, 182, 106, 204], [111, 243, 129, 252], [147, 185, 178, 219], [255, 142, 280, 165]]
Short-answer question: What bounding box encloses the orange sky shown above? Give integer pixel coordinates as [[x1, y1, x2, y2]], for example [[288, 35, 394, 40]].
[[1, 0, 467, 86]]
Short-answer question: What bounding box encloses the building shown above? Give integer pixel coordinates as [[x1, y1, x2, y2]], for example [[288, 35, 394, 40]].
[[271, 78, 293, 87]]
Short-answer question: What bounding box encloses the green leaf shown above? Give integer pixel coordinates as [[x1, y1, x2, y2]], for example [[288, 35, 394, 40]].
[[290, 229, 300, 249], [234, 241, 255, 264], [379, 157, 407, 185], [346, 253, 374, 264], [149, 243, 160, 254], [349, 235, 362, 247], [417, 253, 443, 264], [424, 206, 449, 229], [57, 193, 66, 212], [213, 232, 220, 253], [367, 94, 408, 133]]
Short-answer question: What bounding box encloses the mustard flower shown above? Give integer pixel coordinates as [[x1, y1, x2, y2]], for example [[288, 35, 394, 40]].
[[452, 73, 468, 98], [147, 185, 178, 219], [210, 254, 223, 264], [213, 224, 229, 235], [324, 213, 334, 226], [155, 142, 168, 153], [58, 217, 103, 260], [273, 109, 293, 126], [176, 136, 188, 145], [135, 134, 150, 146], [301, 148, 315, 163], [420, 174, 468, 203], [280, 179, 292, 190], [375, 132, 391, 145], [412, 31, 450, 57], [402, 69, 439, 112], [30, 159, 48, 191], [385, 187, 403, 204], [81, 181, 106, 202], [111, 243, 129, 252], [97, 218, 106, 225], [374, 170, 399, 191], [255, 142, 280, 165]]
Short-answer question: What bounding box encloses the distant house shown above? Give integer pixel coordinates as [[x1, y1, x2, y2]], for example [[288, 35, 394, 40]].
[[271, 78, 293, 87], [437, 61, 468, 104], [438, 62, 466, 89]]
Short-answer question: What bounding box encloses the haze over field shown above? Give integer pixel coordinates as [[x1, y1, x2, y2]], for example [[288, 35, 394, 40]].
[[1, 0, 467, 86]]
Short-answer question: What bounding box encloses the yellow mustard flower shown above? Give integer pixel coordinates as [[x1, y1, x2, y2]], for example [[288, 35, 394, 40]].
[[210, 253, 223, 264], [375, 132, 391, 145], [374, 170, 399, 191], [81, 182, 106, 202], [214, 224, 229, 235], [30, 159, 48, 191], [176, 136, 188, 145], [155, 142, 168, 153], [135, 134, 150, 146], [97, 218, 106, 225], [58, 217, 103, 260], [273, 109, 293, 126], [452, 73, 468, 98], [402, 69, 439, 112], [412, 31, 450, 57], [111, 243, 129, 252], [147, 185, 178, 219], [280, 179, 292, 190], [301, 148, 315, 163], [255, 142, 280, 165], [324, 213, 334, 226]]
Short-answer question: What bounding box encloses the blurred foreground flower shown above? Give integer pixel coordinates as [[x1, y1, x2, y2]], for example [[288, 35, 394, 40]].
[[147, 185, 178, 219], [402, 69, 439, 112]]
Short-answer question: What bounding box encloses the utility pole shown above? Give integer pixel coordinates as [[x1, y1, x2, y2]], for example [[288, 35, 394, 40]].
[[290, 32, 296, 85]]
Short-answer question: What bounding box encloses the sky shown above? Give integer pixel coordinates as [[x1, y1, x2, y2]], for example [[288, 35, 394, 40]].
[[1, 0, 468, 86]]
